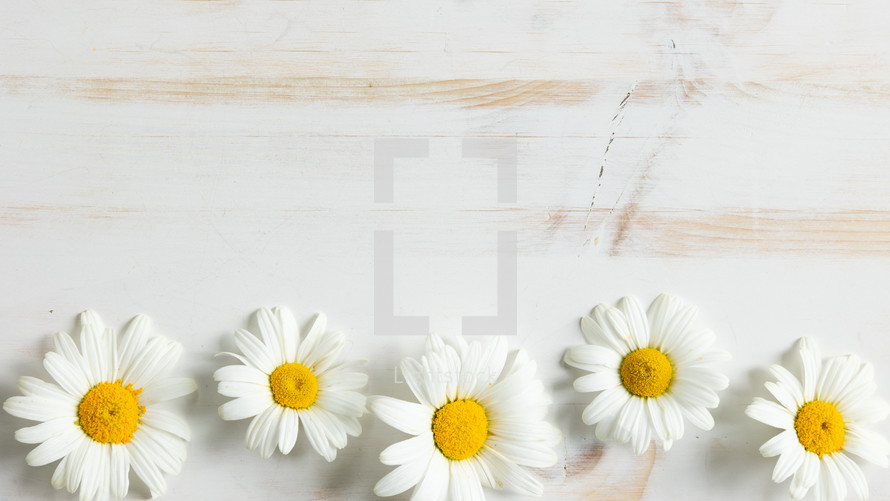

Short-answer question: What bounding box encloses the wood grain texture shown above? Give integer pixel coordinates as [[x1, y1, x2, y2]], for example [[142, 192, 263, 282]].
[[2, 0, 890, 500]]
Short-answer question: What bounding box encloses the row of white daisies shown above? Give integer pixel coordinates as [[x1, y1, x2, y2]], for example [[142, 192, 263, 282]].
[[4, 294, 888, 501]]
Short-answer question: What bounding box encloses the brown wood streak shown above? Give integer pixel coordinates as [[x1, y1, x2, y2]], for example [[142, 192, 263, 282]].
[[0, 205, 144, 225], [611, 208, 890, 257], [0, 76, 600, 107], [552, 444, 656, 500]]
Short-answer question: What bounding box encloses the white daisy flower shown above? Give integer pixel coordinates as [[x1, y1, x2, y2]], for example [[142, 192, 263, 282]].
[[563, 294, 730, 454], [3, 310, 196, 501], [746, 337, 890, 500], [214, 307, 366, 461], [369, 333, 562, 500]]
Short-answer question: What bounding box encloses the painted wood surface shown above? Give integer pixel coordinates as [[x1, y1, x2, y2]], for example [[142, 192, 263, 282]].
[[2, 1, 889, 500]]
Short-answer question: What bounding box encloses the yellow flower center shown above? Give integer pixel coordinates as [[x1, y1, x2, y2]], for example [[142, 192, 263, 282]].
[[794, 400, 845, 457], [619, 348, 673, 398], [269, 363, 318, 410], [432, 399, 489, 460], [77, 380, 145, 444]]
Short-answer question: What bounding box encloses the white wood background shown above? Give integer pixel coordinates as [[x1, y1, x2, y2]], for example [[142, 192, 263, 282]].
[[2, 1, 890, 500]]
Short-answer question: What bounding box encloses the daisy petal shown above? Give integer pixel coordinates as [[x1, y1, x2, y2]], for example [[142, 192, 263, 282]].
[[768, 364, 805, 409], [594, 413, 617, 442], [770, 440, 804, 483], [646, 293, 679, 349], [421, 353, 449, 407], [277, 408, 300, 455], [141, 409, 192, 441], [843, 398, 890, 424], [80, 323, 110, 386], [613, 396, 644, 445], [300, 408, 337, 462], [313, 408, 348, 450], [128, 436, 166, 498], [233, 329, 276, 374], [374, 451, 431, 497], [213, 364, 269, 386], [110, 444, 129, 500], [296, 313, 327, 364], [834, 452, 868, 500], [821, 453, 846, 501], [410, 451, 448, 501], [4, 395, 75, 423], [485, 437, 557, 468], [126, 337, 183, 390], [302, 330, 345, 373], [617, 296, 650, 350], [657, 394, 685, 442], [256, 307, 285, 366], [671, 379, 720, 409], [676, 367, 729, 391], [790, 452, 819, 500], [77, 309, 105, 333], [368, 396, 434, 436], [630, 421, 651, 456], [24, 426, 84, 466], [141, 377, 196, 404], [819, 355, 859, 404], [844, 424, 890, 468], [52, 455, 68, 489], [581, 308, 630, 356], [318, 370, 368, 392], [17, 376, 77, 404], [563, 345, 621, 371], [342, 416, 362, 437], [133, 428, 186, 475], [260, 406, 284, 459], [652, 296, 697, 351], [117, 315, 150, 372], [573, 371, 621, 393], [43, 352, 90, 398], [798, 337, 821, 402], [489, 419, 561, 444], [457, 341, 483, 400], [481, 447, 543, 496], [423, 332, 444, 353], [218, 394, 274, 421], [14, 417, 75, 444], [317, 390, 365, 418], [217, 381, 267, 399], [679, 349, 732, 367], [646, 398, 668, 442], [64, 438, 90, 494], [745, 398, 794, 430], [380, 432, 434, 466], [765, 382, 798, 413], [478, 336, 508, 388], [594, 305, 635, 354], [246, 405, 279, 455], [581, 386, 628, 426], [680, 404, 715, 431], [78, 441, 105, 501], [400, 357, 433, 407], [53, 330, 82, 362], [759, 429, 797, 458], [275, 306, 299, 363], [449, 459, 484, 501]]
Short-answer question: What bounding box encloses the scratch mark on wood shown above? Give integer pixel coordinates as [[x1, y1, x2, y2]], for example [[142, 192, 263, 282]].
[[584, 81, 638, 237]]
